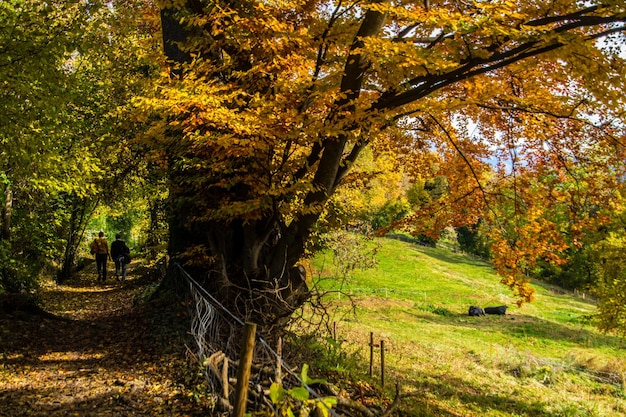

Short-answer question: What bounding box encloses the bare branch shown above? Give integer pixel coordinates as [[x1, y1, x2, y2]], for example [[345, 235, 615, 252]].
[[477, 103, 626, 149]]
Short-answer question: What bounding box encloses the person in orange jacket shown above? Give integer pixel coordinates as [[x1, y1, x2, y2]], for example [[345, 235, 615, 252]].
[[91, 231, 111, 282]]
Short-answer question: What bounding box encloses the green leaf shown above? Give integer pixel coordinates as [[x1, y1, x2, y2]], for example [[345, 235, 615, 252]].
[[316, 397, 338, 417], [269, 382, 285, 404], [300, 364, 326, 386], [288, 386, 310, 402]]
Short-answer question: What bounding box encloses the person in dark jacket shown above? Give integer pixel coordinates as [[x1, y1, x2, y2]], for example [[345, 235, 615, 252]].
[[110, 233, 130, 281]]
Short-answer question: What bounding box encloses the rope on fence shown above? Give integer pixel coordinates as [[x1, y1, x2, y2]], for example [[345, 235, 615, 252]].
[[189, 284, 217, 372], [172, 262, 338, 416]]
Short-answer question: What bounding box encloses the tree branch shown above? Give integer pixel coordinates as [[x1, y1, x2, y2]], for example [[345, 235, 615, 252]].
[[280, 4, 389, 266], [374, 7, 626, 112], [426, 112, 493, 216], [306, 3, 387, 202], [477, 102, 626, 149]]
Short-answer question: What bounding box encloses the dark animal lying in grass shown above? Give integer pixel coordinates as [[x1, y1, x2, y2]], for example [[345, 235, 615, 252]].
[[484, 305, 507, 315], [468, 306, 485, 316]]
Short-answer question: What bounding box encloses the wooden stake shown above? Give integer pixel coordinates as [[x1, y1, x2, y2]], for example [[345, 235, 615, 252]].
[[369, 332, 374, 378], [234, 323, 257, 417], [380, 340, 385, 387], [222, 356, 229, 399], [276, 336, 282, 385]]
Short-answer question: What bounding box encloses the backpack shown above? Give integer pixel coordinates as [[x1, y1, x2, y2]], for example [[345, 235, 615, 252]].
[[91, 238, 106, 255], [124, 244, 131, 263]]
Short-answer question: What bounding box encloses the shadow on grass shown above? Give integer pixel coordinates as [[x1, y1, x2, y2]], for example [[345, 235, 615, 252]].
[[476, 314, 624, 349], [410, 309, 626, 352], [394, 373, 568, 417], [385, 235, 490, 268], [530, 278, 600, 305], [418, 246, 491, 268]]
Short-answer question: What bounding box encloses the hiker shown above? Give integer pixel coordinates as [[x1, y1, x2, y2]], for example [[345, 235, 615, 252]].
[[110, 233, 130, 281], [91, 231, 111, 282]]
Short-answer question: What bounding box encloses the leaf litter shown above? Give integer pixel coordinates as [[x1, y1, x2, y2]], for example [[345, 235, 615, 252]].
[[0, 262, 213, 416]]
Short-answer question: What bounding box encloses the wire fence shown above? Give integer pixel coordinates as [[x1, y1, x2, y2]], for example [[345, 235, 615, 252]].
[[170, 262, 337, 416]]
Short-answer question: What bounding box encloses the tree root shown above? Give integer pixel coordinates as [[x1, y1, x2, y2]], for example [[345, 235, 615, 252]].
[[0, 293, 72, 321], [330, 382, 420, 417]]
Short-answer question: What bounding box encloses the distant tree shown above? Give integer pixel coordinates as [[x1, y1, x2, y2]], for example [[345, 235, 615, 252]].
[[370, 200, 411, 230], [592, 232, 626, 335], [332, 149, 411, 231], [456, 222, 491, 259]]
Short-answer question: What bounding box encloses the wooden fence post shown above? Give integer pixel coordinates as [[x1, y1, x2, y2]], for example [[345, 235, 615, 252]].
[[234, 323, 257, 417], [276, 336, 282, 385], [369, 332, 374, 378], [380, 339, 385, 387], [222, 356, 229, 400]]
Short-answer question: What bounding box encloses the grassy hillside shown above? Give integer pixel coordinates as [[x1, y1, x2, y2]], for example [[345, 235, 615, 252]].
[[310, 236, 626, 417]]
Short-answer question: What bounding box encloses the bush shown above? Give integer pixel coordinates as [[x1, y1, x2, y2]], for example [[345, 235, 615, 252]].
[[0, 240, 41, 293]]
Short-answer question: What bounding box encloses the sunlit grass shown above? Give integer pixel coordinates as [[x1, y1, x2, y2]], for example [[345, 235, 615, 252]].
[[310, 236, 626, 417]]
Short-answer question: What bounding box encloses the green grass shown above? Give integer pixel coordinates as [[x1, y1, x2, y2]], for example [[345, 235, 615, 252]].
[[309, 236, 626, 417]]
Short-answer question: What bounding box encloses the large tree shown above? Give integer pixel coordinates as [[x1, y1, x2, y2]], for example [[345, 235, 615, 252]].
[[143, 0, 626, 331]]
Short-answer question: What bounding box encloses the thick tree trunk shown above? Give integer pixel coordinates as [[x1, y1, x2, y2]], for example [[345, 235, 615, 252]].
[[166, 181, 310, 330], [160, 7, 191, 68], [146, 199, 163, 248]]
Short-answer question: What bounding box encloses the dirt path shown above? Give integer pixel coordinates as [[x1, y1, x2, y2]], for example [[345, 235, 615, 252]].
[[0, 262, 212, 416]]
